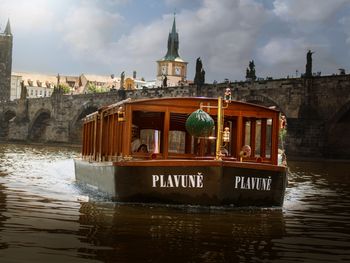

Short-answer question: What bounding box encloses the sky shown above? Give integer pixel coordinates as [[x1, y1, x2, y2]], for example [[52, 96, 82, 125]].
[[1, 0, 350, 82]]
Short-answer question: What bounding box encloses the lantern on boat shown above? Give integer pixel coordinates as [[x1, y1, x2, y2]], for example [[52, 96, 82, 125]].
[[222, 127, 230, 143], [185, 109, 214, 137], [117, 106, 125, 122], [224, 88, 232, 103]]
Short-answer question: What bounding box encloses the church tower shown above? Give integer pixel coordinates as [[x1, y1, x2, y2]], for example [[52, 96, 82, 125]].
[[0, 19, 13, 102], [156, 15, 187, 87]]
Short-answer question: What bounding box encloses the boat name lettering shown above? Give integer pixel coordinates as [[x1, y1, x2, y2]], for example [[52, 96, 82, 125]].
[[234, 176, 272, 191], [152, 173, 204, 188]]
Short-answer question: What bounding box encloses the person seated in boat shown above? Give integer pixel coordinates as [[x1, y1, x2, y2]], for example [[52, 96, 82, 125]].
[[220, 146, 229, 156], [131, 124, 141, 152], [137, 144, 148, 153]]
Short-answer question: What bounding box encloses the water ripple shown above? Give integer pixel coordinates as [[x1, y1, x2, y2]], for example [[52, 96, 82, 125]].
[[0, 144, 350, 262]]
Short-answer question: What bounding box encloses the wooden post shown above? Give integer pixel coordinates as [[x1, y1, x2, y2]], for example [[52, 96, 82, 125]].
[[235, 115, 243, 159], [99, 112, 104, 162], [261, 119, 267, 158], [111, 113, 115, 158], [93, 114, 98, 161], [271, 113, 279, 165], [163, 109, 170, 159], [215, 97, 223, 160], [123, 105, 132, 157], [250, 118, 256, 158]]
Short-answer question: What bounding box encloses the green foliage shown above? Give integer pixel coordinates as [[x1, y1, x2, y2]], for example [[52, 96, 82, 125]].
[[279, 128, 287, 150], [87, 82, 108, 93], [279, 128, 287, 141], [59, 83, 71, 94]]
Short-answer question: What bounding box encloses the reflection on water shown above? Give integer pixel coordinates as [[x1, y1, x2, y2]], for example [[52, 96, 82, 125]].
[[0, 143, 349, 262], [77, 203, 285, 262]]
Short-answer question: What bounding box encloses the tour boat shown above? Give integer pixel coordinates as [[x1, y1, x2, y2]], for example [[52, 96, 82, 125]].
[[74, 94, 287, 207]]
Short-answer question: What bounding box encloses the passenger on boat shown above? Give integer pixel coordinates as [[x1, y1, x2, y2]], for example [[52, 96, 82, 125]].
[[220, 146, 229, 156], [137, 144, 148, 153], [131, 125, 141, 152]]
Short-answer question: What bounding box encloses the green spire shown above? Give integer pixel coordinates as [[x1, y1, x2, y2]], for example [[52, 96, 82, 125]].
[[164, 14, 180, 60]]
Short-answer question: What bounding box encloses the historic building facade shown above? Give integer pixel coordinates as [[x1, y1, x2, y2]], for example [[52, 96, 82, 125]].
[[0, 19, 13, 102], [156, 16, 188, 87]]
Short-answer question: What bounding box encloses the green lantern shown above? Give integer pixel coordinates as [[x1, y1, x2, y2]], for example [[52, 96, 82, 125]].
[[185, 109, 214, 137]]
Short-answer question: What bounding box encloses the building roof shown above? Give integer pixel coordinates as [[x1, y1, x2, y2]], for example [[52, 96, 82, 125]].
[[162, 15, 184, 62], [82, 74, 116, 83], [65, 76, 79, 82], [13, 72, 57, 88], [4, 19, 11, 35]]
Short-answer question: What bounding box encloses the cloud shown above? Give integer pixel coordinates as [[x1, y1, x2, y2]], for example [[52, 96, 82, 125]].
[[339, 17, 350, 45], [110, 0, 268, 81], [179, 0, 268, 80], [258, 38, 307, 65], [55, 0, 269, 81], [7, 0, 350, 81], [0, 0, 55, 34], [273, 0, 349, 23], [59, 2, 124, 57]]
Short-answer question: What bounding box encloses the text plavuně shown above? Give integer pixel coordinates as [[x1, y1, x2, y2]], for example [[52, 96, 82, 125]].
[[152, 173, 204, 188], [234, 176, 272, 191]]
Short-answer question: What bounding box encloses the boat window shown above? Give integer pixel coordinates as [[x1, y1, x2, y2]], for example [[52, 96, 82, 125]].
[[244, 120, 251, 146], [265, 118, 272, 158], [255, 120, 261, 156], [168, 131, 186, 153], [132, 111, 165, 154], [169, 112, 196, 155], [140, 129, 161, 153]]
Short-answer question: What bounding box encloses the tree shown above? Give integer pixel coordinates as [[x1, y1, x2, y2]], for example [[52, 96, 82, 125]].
[[59, 83, 71, 94], [87, 83, 98, 93], [87, 82, 107, 93]]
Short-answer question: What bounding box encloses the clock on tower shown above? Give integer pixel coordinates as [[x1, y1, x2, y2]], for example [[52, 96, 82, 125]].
[[161, 66, 167, 75], [175, 66, 181, 76]]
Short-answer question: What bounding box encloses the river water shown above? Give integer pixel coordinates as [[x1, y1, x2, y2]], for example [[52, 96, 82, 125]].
[[0, 143, 349, 263]]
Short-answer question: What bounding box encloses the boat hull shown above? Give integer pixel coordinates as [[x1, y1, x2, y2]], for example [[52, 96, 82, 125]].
[[74, 159, 287, 207]]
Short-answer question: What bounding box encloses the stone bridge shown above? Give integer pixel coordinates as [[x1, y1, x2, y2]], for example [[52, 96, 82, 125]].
[[1, 74, 349, 159]]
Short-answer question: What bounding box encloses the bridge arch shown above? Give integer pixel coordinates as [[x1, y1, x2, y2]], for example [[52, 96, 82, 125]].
[[69, 104, 98, 143], [324, 100, 350, 158], [240, 95, 287, 117], [0, 110, 16, 138], [28, 109, 52, 142]]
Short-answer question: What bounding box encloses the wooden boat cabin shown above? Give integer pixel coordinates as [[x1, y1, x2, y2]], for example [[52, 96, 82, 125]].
[[76, 97, 287, 207], [81, 97, 281, 163]]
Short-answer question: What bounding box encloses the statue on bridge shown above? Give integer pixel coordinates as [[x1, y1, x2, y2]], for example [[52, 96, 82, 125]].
[[194, 57, 205, 96], [194, 57, 205, 87], [20, 80, 27, 100], [305, 50, 314, 78], [162, 75, 167, 88], [120, 71, 125, 90], [246, 60, 256, 81]]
